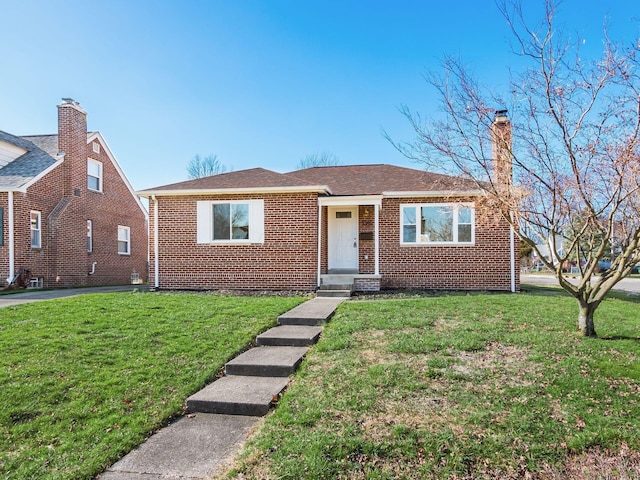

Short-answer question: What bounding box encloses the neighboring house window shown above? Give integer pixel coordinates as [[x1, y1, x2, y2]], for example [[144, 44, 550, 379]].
[[30, 211, 41, 248], [93, 142, 100, 154], [87, 159, 103, 192], [196, 200, 264, 244], [87, 220, 93, 252], [401, 203, 474, 245], [118, 225, 130, 255]]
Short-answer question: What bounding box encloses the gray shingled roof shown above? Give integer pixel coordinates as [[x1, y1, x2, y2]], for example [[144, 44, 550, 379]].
[[138, 164, 481, 196], [286, 164, 480, 195], [0, 130, 60, 191]]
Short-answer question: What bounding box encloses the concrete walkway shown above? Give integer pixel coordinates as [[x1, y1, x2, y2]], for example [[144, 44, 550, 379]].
[[98, 296, 346, 480]]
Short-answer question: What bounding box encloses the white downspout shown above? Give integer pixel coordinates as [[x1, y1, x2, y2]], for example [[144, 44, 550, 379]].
[[510, 213, 516, 293], [317, 204, 322, 288], [153, 195, 159, 289], [374, 203, 380, 275], [7, 191, 14, 283]]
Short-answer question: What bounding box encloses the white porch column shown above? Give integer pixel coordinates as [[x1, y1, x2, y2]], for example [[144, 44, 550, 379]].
[[374, 203, 380, 275]]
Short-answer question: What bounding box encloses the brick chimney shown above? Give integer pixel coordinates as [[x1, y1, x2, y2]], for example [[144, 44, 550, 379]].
[[491, 109, 513, 189], [57, 98, 87, 196]]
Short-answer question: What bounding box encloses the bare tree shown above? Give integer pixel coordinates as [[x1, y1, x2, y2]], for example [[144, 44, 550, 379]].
[[187, 154, 227, 179], [296, 152, 342, 170], [390, 0, 640, 337]]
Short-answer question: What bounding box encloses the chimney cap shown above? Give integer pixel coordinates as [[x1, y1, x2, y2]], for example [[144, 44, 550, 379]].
[[494, 109, 509, 121], [58, 98, 86, 114]]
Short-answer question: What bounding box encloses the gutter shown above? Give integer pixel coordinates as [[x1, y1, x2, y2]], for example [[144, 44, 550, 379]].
[[7, 192, 14, 283], [510, 213, 516, 293], [153, 195, 159, 289]]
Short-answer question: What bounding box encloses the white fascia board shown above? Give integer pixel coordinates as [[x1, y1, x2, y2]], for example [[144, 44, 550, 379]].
[[382, 190, 483, 198], [4, 157, 64, 193], [318, 195, 383, 207], [88, 132, 149, 219], [137, 185, 331, 198]]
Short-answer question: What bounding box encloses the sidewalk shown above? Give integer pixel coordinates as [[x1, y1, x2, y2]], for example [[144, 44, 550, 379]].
[[98, 296, 346, 479], [0, 285, 146, 308]]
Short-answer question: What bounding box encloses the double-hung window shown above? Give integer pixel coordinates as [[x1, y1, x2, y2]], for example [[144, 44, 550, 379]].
[[30, 211, 41, 248], [401, 203, 474, 245], [117, 225, 130, 255], [197, 200, 264, 244], [87, 159, 103, 192]]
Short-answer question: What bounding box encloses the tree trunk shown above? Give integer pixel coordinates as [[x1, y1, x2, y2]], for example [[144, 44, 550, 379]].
[[577, 301, 598, 337]]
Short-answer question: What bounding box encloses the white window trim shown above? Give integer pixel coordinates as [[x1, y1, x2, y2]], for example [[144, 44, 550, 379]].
[[118, 225, 131, 255], [87, 158, 103, 192], [87, 220, 93, 253], [196, 199, 264, 244], [30, 210, 41, 249], [400, 202, 475, 246]]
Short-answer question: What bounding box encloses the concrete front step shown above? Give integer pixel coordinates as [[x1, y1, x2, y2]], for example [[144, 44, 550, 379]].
[[319, 283, 354, 290], [257, 325, 323, 346], [278, 297, 345, 326], [225, 346, 309, 377], [317, 289, 352, 298], [186, 375, 289, 416]]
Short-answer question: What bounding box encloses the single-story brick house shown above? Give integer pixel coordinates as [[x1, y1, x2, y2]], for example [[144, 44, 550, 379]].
[[138, 116, 518, 293]]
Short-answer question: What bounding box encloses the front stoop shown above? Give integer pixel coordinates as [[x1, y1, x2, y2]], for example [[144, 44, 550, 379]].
[[186, 376, 289, 416], [225, 346, 310, 377], [318, 274, 355, 298]]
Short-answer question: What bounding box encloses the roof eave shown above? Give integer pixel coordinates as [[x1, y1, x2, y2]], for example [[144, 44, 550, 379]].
[[137, 185, 332, 197], [382, 189, 484, 198]]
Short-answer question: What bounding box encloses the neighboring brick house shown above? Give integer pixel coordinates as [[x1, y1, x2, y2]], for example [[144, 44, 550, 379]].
[[0, 99, 148, 288], [138, 115, 519, 293]]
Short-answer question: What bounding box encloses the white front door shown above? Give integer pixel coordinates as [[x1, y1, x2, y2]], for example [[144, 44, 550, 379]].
[[328, 207, 358, 270]]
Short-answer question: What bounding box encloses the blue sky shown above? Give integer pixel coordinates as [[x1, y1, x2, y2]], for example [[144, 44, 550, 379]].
[[1, 1, 638, 191]]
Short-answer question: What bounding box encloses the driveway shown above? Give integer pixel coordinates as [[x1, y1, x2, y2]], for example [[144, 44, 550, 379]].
[[521, 274, 640, 294], [0, 285, 146, 308]]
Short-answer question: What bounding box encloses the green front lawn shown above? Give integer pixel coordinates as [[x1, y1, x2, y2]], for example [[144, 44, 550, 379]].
[[227, 289, 640, 479], [0, 291, 305, 479]]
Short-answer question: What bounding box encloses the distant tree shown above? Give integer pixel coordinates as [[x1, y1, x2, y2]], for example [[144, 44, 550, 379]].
[[187, 154, 227, 179], [296, 152, 342, 170], [389, 0, 640, 337]]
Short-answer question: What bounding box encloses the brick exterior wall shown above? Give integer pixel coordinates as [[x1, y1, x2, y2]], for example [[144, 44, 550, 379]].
[[150, 193, 518, 293], [150, 193, 318, 291], [378, 197, 517, 291], [0, 102, 148, 287]]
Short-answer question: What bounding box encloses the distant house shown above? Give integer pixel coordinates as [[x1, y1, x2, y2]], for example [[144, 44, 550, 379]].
[[138, 115, 518, 293], [0, 99, 148, 288]]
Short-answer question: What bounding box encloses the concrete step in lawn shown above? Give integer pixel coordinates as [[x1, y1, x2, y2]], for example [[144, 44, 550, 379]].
[[278, 297, 346, 326], [257, 325, 323, 346], [225, 346, 309, 377], [186, 375, 289, 416]]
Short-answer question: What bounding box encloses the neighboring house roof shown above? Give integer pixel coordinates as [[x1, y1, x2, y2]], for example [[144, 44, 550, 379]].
[[0, 130, 61, 191], [138, 164, 482, 197]]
